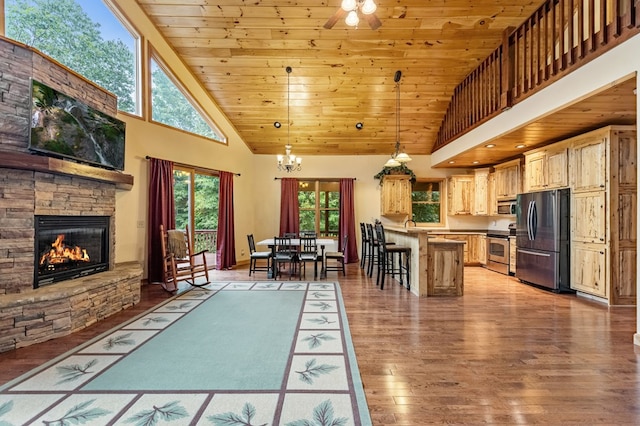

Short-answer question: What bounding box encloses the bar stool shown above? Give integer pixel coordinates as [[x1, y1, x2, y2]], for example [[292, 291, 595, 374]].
[[374, 223, 411, 290], [366, 222, 396, 278], [359, 222, 370, 270]]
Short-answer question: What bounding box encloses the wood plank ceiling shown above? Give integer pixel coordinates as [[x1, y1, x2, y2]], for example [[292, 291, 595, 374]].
[[136, 0, 636, 167]]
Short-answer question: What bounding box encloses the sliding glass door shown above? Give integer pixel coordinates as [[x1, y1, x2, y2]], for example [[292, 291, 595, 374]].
[[173, 167, 219, 264]]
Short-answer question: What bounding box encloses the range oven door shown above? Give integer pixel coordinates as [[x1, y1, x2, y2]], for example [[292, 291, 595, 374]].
[[486, 237, 510, 274]]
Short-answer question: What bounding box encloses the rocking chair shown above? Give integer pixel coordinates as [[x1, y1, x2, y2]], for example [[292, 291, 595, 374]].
[[160, 224, 210, 292]]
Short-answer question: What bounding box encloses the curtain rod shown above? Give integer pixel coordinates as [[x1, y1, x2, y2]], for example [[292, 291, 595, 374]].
[[145, 155, 240, 176], [274, 177, 356, 180]]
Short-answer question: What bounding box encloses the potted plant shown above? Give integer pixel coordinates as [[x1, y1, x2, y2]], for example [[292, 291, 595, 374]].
[[374, 163, 416, 185]]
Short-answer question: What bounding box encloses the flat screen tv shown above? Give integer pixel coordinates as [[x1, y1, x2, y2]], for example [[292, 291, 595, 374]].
[[28, 79, 126, 171]]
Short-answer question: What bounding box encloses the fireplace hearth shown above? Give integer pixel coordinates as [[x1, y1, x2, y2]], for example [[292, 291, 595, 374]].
[[34, 215, 110, 288]]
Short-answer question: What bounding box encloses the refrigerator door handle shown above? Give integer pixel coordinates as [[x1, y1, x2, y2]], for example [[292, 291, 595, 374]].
[[531, 201, 537, 240], [518, 249, 551, 257], [527, 201, 534, 240]]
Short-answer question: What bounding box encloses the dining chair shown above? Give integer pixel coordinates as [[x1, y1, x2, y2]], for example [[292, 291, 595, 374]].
[[325, 234, 347, 276], [273, 236, 297, 279], [247, 234, 272, 276], [298, 236, 320, 279]]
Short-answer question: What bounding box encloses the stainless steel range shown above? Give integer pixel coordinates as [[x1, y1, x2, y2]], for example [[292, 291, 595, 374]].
[[486, 226, 515, 275]]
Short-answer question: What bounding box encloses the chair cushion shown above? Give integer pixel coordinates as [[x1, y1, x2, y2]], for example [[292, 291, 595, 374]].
[[251, 252, 272, 259]]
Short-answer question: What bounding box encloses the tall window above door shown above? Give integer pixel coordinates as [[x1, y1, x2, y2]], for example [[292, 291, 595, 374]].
[[298, 180, 340, 237], [412, 180, 444, 226], [5, 0, 140, 115]]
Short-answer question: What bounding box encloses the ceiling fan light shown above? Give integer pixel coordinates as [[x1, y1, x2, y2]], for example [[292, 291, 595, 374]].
[[384, 158, 401, 168], [345, 10, 359, 26], [395, 152, 412, 162], [361, 0, 377, 15], [341, 0, 357, 11]]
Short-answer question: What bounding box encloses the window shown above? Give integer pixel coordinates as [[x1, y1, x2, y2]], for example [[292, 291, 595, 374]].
[[412, 180, 444, 226], [5, 0, 140, 115], [151, 55, 225, 142], [298, 180, 340, 237]]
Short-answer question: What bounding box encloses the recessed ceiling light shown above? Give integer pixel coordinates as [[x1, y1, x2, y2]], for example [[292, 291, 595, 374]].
[[485, 144, 496, 148], [516, 144, 526, 149], [472, 161, 479, 164], [449, 160, 455, 164], [274, 121, 281, 128]]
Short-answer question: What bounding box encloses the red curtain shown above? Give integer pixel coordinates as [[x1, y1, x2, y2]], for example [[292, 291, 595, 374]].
[[216, 171, 237, 270], [339, 178, 359, 263], [147, 158, 175, 283], [279, 178, 299, 236]]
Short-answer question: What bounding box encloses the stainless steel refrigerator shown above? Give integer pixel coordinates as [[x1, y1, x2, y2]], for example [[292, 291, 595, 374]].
[[515, 188, 571, 292]]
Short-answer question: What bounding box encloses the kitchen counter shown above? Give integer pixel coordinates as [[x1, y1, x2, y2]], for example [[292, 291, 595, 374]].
[[383, 227, 465, 297], [384, 226, 490, 236]]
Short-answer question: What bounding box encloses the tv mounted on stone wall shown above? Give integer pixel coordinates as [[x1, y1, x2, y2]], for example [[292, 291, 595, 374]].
[[28, 79, 126, 171]]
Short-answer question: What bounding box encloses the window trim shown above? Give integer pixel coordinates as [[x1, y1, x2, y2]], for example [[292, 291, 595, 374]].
[[412, 178, 445, 227], [149, 49, 227, 144], [103, 0, 142, 117]]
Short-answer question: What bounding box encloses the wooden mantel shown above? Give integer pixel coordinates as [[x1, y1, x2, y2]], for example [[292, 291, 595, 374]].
[[0, 151, 133, 190]]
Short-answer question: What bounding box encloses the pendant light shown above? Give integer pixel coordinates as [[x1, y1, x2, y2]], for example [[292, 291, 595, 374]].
[[384, 70, 412, 168], [277, 66, 302, 172]]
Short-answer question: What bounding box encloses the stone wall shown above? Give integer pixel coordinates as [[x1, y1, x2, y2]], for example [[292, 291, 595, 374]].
[[0, 37, 141, 353], [0, 263, 141, 353]]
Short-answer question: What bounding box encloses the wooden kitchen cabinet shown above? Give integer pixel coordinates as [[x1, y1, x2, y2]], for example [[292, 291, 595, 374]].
[[570, 136, 607, 192], [479, 234, 487, 265], [570, 243, 607, 298], [571, 191, 606, 243], [428, 233, 488, 265], [473, 168, 490, 215], [567, 125, 636, 305], [509, 236, 516, 274], [447, 175, 474, 215], [523, 143, 568, 192], [466, 234, 484, 265], [493, 159, 522, 200], [427, 241, 464, 296], [381, 175, 412, 217], [487, 172, 498, 215]]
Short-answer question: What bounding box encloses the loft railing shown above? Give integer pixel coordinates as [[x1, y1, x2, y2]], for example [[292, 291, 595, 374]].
[[433, 0, 640, 151]]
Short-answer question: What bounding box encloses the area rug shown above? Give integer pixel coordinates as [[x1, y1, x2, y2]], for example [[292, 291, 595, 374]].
[[0, 281, 371, 425]]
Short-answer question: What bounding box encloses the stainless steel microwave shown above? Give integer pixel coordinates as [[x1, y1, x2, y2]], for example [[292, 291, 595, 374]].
[[497, 200, 516, 215]]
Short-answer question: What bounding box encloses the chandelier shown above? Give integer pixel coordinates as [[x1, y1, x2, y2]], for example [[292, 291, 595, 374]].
[[342, 0, 377, 27], [277, 66, 302, 172], [384, 70, 412, 168]]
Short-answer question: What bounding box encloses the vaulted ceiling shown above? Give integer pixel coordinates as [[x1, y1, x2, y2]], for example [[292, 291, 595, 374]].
[[136, 0, 636, 165]]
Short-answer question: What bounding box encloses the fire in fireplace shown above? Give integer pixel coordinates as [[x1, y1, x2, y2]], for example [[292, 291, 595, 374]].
[[34, 216, 110, 288]]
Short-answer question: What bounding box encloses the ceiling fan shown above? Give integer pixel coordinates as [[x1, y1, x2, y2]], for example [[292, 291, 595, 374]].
[[324, 0, 382, 30]]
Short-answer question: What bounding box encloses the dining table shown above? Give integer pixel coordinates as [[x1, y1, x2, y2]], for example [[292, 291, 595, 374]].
[[256, 238, 335, 280]]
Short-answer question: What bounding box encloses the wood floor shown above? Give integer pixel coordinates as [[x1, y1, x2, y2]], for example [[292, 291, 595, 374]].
[[1, 264, 638, 424]]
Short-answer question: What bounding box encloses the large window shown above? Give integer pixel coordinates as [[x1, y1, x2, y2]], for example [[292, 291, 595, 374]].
[[5, 0, 139, 115], [412, 180, 444, 226], [151, 55, 225, 142], [298, 180, 340, 237]]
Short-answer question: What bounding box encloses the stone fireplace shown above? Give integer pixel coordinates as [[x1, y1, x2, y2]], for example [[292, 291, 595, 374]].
[[0, 37, 141, 353]]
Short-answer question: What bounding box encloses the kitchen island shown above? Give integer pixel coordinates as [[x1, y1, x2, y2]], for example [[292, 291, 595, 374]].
[[383, 226, 465, 297]]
